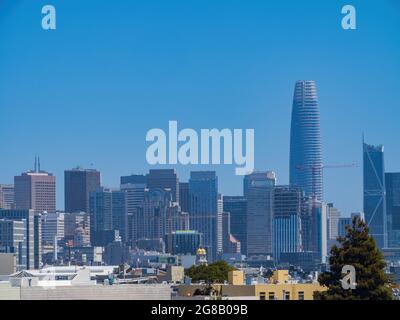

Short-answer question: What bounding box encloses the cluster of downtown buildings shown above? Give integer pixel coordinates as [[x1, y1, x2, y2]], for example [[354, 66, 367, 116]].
[[1, 80, 399, 279]]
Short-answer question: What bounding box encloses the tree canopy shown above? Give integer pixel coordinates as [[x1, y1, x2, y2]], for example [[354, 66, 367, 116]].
[[186, 260, 236, 284], [315, 216, 392, 300]]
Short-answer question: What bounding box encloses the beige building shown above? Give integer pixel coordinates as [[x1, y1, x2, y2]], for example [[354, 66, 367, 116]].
[[178, 270, 326, 300], [0, 184, 14, 209], [158, 266, 185, 283], [14, 161, 56, 213]]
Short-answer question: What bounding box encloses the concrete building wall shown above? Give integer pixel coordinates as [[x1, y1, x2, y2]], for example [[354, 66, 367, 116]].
[[18, 284, 171, 300], [0, 253, 17, 275], [0, 283, 20, 300]]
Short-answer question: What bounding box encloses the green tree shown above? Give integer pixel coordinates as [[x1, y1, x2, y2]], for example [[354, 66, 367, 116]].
[[315, 216, 392, 300], [186, 260, 236, 284]]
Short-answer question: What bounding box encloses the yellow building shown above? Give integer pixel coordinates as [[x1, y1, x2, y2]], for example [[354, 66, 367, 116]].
[[270, 270, 289, 284], [228, 270, 245, 286], [178, 270, 326, 300], [220, 282, 325, 300]]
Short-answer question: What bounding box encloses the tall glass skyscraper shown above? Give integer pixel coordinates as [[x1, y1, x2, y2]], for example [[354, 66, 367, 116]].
[[363, 141, 387, 249], [64, 167, 101, 213], [223, 196, 247, 255], [245, 171, 276, 262], [289, 80, 323, 200], [189, 171, 218, 262], [385, 172, 400, 248], [273, 186, 303, 263]]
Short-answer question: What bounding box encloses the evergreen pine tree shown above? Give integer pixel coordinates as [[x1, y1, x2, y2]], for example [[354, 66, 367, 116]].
[[315, 216, 392, 300]]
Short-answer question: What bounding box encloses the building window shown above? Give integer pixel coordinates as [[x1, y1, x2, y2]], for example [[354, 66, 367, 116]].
[[259, 292, 266, 301], [285, 292, 290, 300], [268, 292, 275, 300], [298, 291, 305, 300]]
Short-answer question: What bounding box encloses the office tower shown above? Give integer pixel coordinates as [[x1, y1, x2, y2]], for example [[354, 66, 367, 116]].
[[217, 194, 224, 255], [134, 188, 187, 243], [34, 213, 41, 267], [0, 209, 41, 269], [64, 167, 101, 213], [120, 174, 147, 186], [41, 212, 65, 246], [104, 239, 130, 265], [179, 182, 189, 213], [314, 201, 328, 263], [134, 188, 168, 243], [89, 187, 126, 247], [223, 196, 247, 255], [166, 204, 189, 235], [244, 171, 277, 198], [111, 190, 127, 242], [189, 171, 218, 262], [121, 182, 146, 246], [147, 169, 179, 203], [64, 211, 91, 246], [301, 198, 328, 263], [225, 235, 241, 254], [289, 80, 323, 201], [363, 141, 387, 248], [0, 219, 26, 270], [246, 171, 276, 261], [221, 211, 241, 254], [0, 184, 15, 209], [165, 230, 203, 255], [385, 173, 400, 248], [326, 203, 341, 248], [14, 158, 56, 213], [273, 186, 303, 263], [351, 211, 365, 222], [338, 217, 352, 238]]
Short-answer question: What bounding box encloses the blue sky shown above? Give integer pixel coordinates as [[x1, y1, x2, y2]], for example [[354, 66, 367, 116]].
[[0, 0, 399, 214]]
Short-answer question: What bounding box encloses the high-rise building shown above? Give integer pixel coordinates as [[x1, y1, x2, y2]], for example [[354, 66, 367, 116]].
[[244, 171, 276, 198], [289, 80, 323, 201], [273, 186, 303, 263], [385, 172, 400, 248], [147, 169, 179, 203], [135, 188, 188, 243], [64, 211, 91, 247], [351, 212, 365, 222], [0, 218, 26, 270], [64, 168, 101, 213], [223, 196, 247, 255], [0, 184, 15, 209], [121, 182, 146, 246], [179, 182, 189, 213], [165, 230, 203, 256], [41, 212, 65, 246], [326, 203, 341, 248], [221, 211, 230, 253], [338, 217, 352, 238], [120, 174, 147, 186], [363, 141, 387, 248], [89, 187, 126, 247], [246, 171, 276, 261], [217, 194, 224, 255], [0, 209, 41, 269], [300, 198, 328, 263], [14, 158, 56, 213], [189, 171, 218, 262], [314, 201, 328, 263]]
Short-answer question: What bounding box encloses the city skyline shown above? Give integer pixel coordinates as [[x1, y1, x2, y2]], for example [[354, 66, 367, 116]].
[[1, 1, 400, 216]]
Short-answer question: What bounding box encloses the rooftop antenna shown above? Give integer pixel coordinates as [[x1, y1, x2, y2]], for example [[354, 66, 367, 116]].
[[38, 156, 41, 172], [34, 155, 38, 172]]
